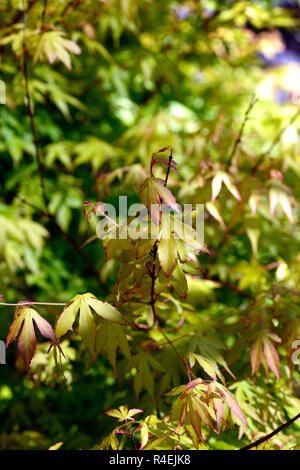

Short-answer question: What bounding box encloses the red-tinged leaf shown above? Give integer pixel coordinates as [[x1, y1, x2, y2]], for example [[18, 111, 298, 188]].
[[18, 311, 37, 372], [214, 382, 247, 430], [31, 311, 59, 344], [249, 193, 260, 216], [105, 408, 124, 420], [153, 178, 180, 213], [269, 189, 279, 215], [6, 309, 26, 347], [267, 333, 281, 343], [192, 396, 214, 430], [263, 336, 280, 381], [151, 153, 178, 176], [213, 396, 224, 427], [250, 336, 263, 376], [127, 408, 144, 419]]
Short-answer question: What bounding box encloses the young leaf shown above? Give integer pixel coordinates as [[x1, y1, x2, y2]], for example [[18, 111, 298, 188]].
[[263, 335, 281, 381], [96, 321, 132, 375], [34, 31, 81, 70], [6, 308, 60, 371], [158, 233, 177, 277], [55, 294, 123, 361]]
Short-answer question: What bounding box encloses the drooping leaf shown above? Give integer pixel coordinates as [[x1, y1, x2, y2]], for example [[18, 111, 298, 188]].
[[96, 321, 132, 375], [7, 307, 59, 371]]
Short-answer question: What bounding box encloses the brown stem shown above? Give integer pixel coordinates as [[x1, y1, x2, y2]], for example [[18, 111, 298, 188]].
[[239, 412, 300, 450], [41, 0, 48, 31], [251, 108, 300, 175], [149, 148, 174, 326], [157, 326, 196, 380], [125, 419, 138, 450], [20, 4, 103, 288], [225, 94, 257, 170], [22, 0, 48, 211]]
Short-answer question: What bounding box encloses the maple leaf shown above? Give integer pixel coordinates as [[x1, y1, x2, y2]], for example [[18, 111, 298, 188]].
[[172, 262, 188, 299], [55, 293, 123, 362], [205, 201, 227, 230], [33, 31, 81, 70], [150, 147, 178, 176], [96, 321, 132, 375], [250, 331, 281, 381], [105, 405, 143, 422], [133, 352, 165, 402], [6, 307, 60, 371], [211, 171, 241, 202], [140, 176, 179, 226], [269, 188, 294, 223]]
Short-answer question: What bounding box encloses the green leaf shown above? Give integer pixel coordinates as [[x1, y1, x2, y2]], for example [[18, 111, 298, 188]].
[[96, 322, 131, 375], [158, 233, 177, 277]]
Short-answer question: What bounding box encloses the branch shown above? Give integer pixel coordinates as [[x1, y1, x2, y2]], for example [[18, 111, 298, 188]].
[[60, 0, 82, 19], [19, 197, 104, 288], [251, 108, 300, 175], [20, 3, 104, 288], [226, 94, 257, 170], [21, 0, 48, 210], [149, 149, 174, 326], [239, 412, 300, 450], [41, 0, 48, 31]]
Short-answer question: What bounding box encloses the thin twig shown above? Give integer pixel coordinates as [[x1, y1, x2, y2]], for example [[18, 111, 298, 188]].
[[22, 0, 48, 210], [239, 412, 300, 450], [226, 94, 257, 170], [60, 0, 82, 19], [157, 326, 197, 380], [251, 108, 300, 175], [41, 0, 48, 31], [19, 197, 104, 287], [19, 4, 103, 287], [0, 301, 66, 307]]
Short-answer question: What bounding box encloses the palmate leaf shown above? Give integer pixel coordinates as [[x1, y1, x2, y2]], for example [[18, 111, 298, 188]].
[[172, 262, 188, 299], [170, 378, 246, 446], [105, 405, 143, 422], [140, 176, 179, 226], [150, 148, 178, 176], [55, 293, 123, 362], [96, 321, 132, 375], [133, 352, 165, 402], [6, 307, 60, 371], [250, 331, 281, 381], [33, 31, 81, 70]]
